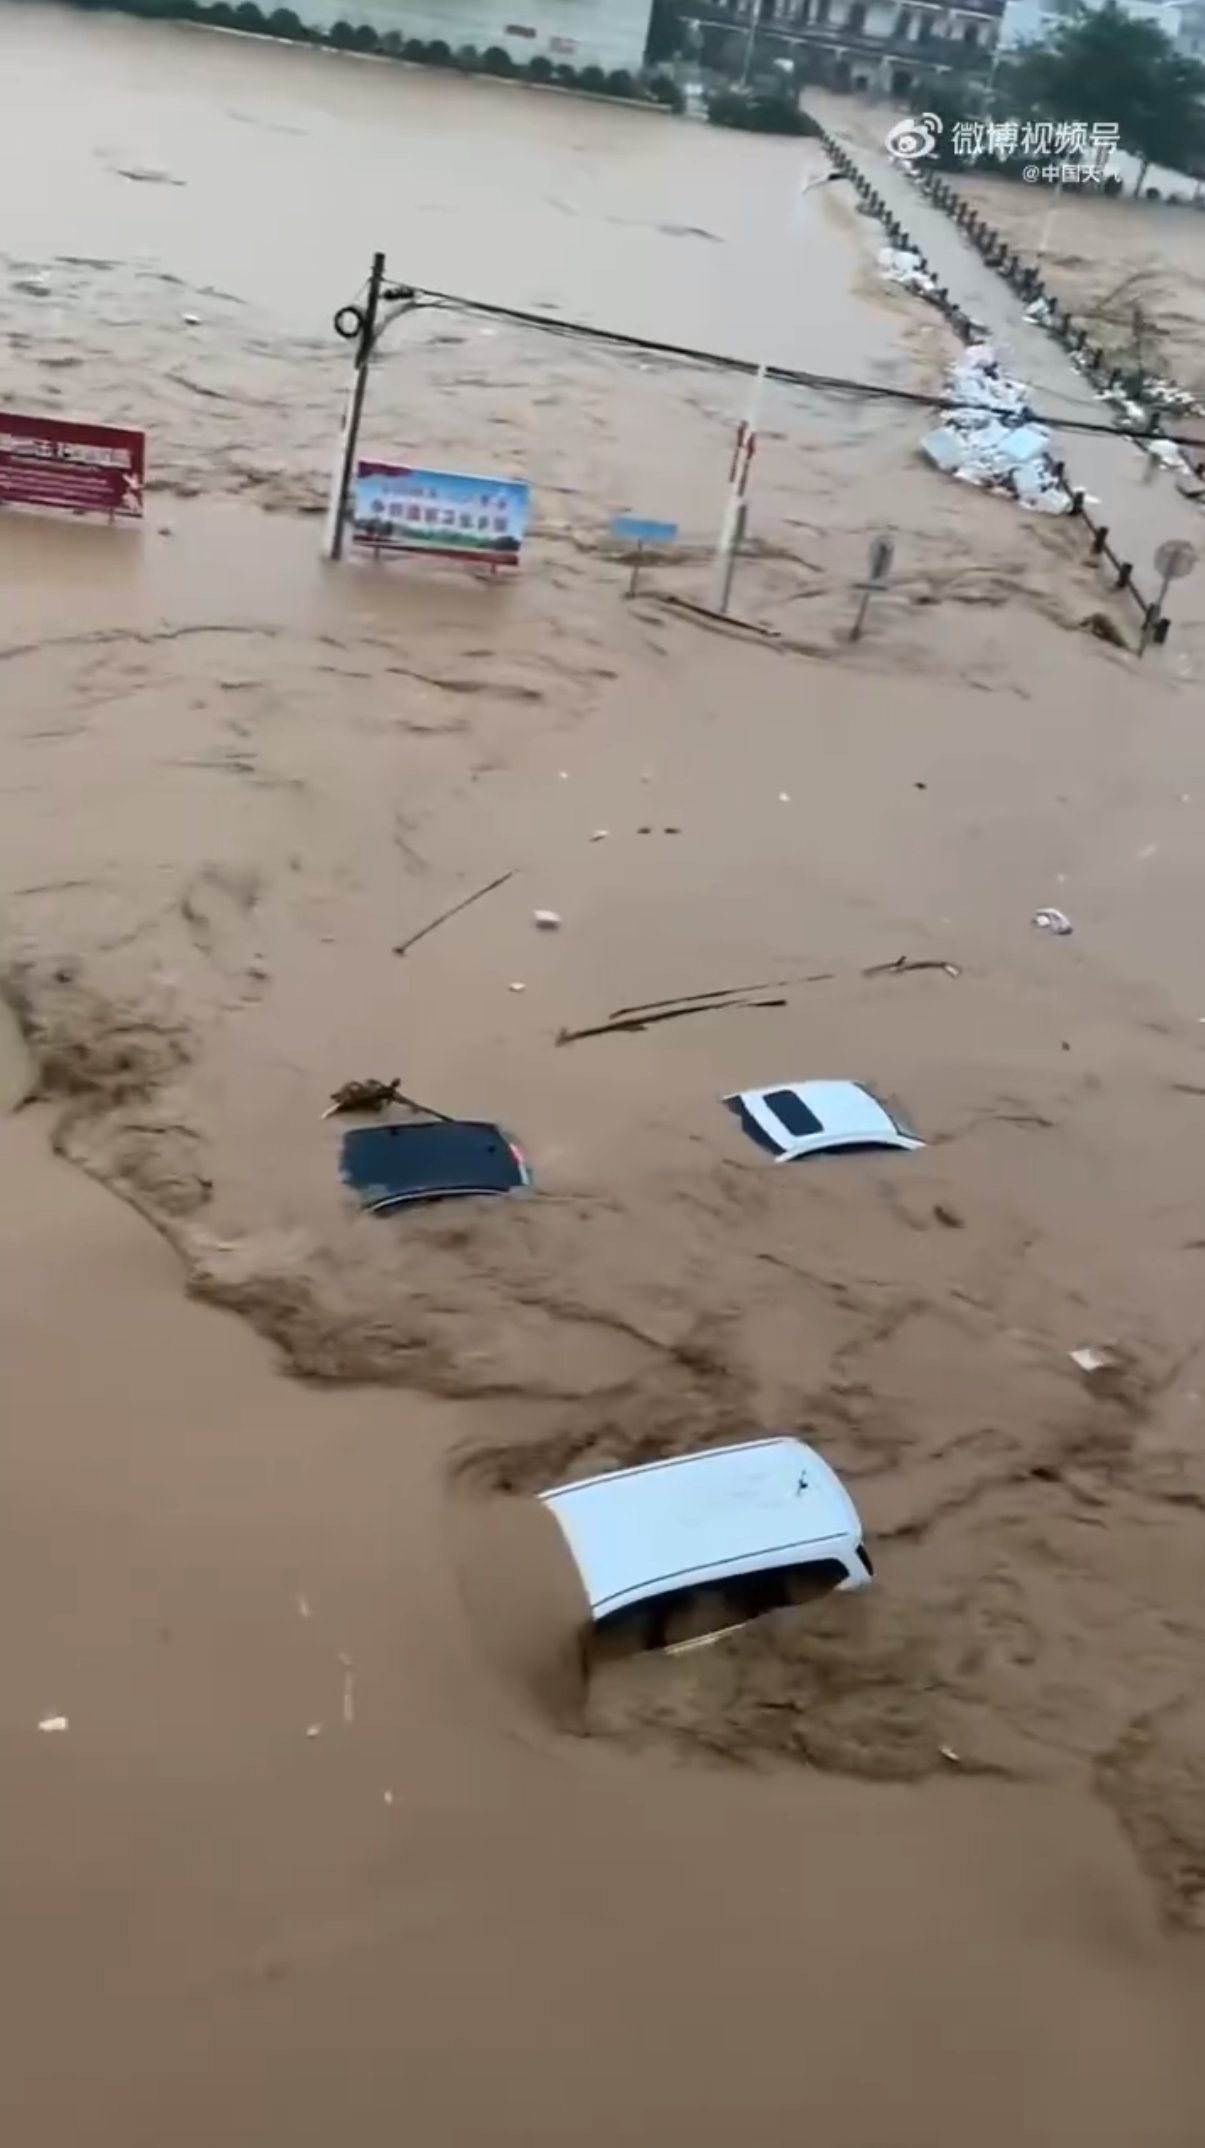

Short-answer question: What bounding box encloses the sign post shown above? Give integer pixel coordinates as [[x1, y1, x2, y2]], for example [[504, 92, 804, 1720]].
[[849, 532, 895, 642], [1142, 537, 1196, 654], [609, 514, 679, 597]]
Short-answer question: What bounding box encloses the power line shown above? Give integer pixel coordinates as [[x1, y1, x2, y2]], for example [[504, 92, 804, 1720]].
[[370, 281, 1205, 456]]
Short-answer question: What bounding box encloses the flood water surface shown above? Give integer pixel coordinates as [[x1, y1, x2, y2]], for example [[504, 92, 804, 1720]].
[[3, 11, 1205, 2147]]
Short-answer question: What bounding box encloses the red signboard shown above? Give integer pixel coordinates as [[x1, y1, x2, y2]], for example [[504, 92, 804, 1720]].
[[0, 410, 145, 522]]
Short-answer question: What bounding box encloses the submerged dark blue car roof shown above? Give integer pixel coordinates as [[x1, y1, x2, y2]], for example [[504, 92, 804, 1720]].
[[340, 1119, 527, 1211]]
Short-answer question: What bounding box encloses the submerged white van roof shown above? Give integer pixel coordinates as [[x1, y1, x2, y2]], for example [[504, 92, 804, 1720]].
[[539, 1436, 862, 1621]]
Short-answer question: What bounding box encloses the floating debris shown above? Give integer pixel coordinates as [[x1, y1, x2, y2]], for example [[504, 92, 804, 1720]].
[[1070, 1345, 1118, 1375], [862, 955, 961, 979], [393, 870, 514, 960], [38, 1715, 68, 1734], [922, 344, 1072, 514], [322, 1078, 404, 1120], [1032, 907, 1073, 936], [533, 909, 562, 930], [933, 1203, 964, 1229], [556, 975, 801, 1046], [879, 245, 940, 300]]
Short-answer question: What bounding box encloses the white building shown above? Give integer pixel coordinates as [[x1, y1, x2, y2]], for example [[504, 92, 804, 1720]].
[[695, 0, 1002, 93], [297, 0, 654, 72]]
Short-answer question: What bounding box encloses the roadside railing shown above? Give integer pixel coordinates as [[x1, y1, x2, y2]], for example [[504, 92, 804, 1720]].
[[810, 122, 1176, 647]]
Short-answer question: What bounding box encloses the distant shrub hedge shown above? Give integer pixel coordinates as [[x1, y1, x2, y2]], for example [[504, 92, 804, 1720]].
[[647, 71, 685, 110], [708, 89, 820, 135]]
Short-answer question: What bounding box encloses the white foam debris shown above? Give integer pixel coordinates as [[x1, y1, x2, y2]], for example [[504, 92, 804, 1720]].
[[921, 343, 1072, 514], [1142, 434, 1192, 473], [878, 245, 940, 299]]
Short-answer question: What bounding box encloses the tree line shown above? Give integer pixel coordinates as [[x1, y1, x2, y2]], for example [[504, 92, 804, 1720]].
[[58, 0, 685, 108], [917, 2, 1205, 192]]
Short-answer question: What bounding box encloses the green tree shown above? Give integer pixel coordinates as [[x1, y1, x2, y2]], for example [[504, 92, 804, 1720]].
[[647, 71, 686, 110], [1005, 0, 1205, 192]]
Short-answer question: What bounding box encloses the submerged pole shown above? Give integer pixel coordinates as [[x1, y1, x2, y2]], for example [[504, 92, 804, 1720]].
[[323, 249, 386, 563], [711, 363, 763, 612]]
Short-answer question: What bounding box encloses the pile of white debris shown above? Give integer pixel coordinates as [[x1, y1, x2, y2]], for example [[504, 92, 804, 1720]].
[[920, 342, 1074, 514], [878, 245, 941, 301]]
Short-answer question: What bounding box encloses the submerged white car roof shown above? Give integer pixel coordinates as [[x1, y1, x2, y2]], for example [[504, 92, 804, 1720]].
[[539, 1436, 862, 1621], [725, 1080, 923, 1159]]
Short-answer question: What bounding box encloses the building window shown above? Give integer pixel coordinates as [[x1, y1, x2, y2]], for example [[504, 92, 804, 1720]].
[[846, 0, 866, 29], [963, 18, 977, 40], [896, 5, 913, 30]]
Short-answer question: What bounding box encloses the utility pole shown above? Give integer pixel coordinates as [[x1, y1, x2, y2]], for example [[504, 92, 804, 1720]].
[[738, 0, 759, 87], [323, 249, 387, 563]]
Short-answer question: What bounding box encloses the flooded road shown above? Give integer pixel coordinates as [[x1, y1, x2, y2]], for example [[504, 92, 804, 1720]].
[[0, 1, 890, 357], [2, 11, 1205, 2146]]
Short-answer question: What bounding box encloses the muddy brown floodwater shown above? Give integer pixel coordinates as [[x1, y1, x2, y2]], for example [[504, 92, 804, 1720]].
[[3, 9, 1205, 2146]]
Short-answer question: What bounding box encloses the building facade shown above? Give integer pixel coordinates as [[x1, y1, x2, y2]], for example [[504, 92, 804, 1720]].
[[691, 0, 1003, 92], [295, 0, 654, 72]]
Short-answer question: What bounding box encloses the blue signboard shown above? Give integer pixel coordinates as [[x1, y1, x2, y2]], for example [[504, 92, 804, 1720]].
[[609, 515, 680, 547]]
